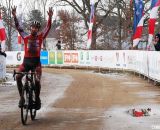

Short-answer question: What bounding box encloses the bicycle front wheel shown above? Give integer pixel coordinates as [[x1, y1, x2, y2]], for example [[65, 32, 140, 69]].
[[21, 86, 29, 125], [30, 88, 36, 120]]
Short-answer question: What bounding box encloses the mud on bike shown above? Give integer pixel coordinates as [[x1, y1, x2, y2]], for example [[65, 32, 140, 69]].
[[13, 70, 38, 125]]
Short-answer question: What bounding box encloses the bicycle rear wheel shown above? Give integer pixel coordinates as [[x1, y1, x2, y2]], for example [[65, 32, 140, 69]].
[[21, 86, 29, 125]]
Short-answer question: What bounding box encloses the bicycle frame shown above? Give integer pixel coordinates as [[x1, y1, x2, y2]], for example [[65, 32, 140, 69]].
[[13, 70, 37, 125]]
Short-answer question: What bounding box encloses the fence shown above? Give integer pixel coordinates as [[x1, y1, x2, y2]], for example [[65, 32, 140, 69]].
[[2, 50, 160, 82]]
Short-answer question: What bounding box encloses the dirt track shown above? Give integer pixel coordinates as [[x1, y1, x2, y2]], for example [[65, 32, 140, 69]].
[[0, 68, 160, 130]]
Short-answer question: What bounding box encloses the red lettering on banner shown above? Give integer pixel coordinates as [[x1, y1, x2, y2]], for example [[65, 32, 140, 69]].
[[64, 53, 78, 63], [72, 53, 78, 63], [64, 53, 71, 63]]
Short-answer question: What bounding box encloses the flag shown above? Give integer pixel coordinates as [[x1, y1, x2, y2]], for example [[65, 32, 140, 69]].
[[18, 32, 22, 44], [17, 4, 23, 51], [132, 0, 144, 47], [0, 10, 6, 51], [87, 0, 95, 49], [130, 0, 133, 5], [17, 4, 23, 45], [148, 0, 160, 48]]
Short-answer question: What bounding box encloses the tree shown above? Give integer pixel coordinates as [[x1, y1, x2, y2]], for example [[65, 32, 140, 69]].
[[51, 0, 126, 50], [58, 10, 79, 50], [27, 10, 44, 25], [23, 0, 50, 20], [41, 0, 48, 19], [0, 1, 16, 51]]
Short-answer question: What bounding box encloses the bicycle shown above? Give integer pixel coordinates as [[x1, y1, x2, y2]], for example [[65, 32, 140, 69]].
[[13, 70, 37, 125]]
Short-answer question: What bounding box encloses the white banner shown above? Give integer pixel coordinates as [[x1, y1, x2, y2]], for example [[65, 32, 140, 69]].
[[147, 51, 160, 81], [5, 50, 160, 82], [6, 51, 24, 65]]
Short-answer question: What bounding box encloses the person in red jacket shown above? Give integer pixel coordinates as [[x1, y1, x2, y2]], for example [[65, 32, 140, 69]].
[[12, 6, 53, 110]]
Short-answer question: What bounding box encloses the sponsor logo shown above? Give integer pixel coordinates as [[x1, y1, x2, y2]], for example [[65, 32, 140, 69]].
[[116, 52, 120, 66], [64, 53, 78, 63], [41, 56, 48, 60], [123, 52, 126, 67], [40, 51, 48, 65], [80, 52, 83, 60], [151, 125, 160, 130], [57, 52, 63, 64], [17, 52, 21, 61], [94, 56, 103, 61]]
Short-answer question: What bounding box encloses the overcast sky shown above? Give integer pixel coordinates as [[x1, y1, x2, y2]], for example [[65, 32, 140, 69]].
[[1, 0, 59, 20]]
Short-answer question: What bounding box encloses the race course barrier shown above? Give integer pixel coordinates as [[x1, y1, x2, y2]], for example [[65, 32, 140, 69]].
[[4, 50, 160, 82]]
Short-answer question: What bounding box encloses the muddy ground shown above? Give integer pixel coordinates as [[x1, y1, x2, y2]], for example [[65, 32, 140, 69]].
[[0, 68, 160, 130]]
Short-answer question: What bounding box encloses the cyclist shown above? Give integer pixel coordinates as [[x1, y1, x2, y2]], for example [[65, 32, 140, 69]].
[[12, 6, 53, 110]]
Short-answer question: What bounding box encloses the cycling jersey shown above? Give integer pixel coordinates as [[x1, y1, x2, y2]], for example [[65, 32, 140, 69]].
[[14, 16, 52, 58]]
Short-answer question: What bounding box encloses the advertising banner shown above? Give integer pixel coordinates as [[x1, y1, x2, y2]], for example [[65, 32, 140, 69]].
[[148, 51, 160, 80], [79, 51, 85, 65], [79, 51, 91, 65], [5, 50, 160, 82], [40, 51, 48, 65], [126, 50, 137, 70], [64, 51, 79, 65], [6, 51, 24, 65], [89, 50, 104, 67], [89, 50, 117, 68], [16, 51, 24, 65], [121, 51, 127, 68], [49, 51, 56, 64], [57, 51, 63, 64]]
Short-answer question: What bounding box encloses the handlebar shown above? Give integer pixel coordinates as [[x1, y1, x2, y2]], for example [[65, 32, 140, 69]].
[[13, 69, 36, 81]]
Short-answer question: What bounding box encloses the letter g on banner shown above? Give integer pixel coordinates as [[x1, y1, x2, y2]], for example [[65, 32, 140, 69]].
[[17, 52, 21, 61]]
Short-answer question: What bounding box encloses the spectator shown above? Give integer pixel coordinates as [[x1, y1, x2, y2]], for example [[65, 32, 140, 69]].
[[153, 33, 160, 51], [0, 43, 6, 57], [56, 40, 61, 50]]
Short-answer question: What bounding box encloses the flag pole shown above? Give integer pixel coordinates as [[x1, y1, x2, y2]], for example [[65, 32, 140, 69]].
[[86, 0, 95, 50]]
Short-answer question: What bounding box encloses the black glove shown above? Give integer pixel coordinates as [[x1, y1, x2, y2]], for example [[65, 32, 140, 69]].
[[0, 51, 7, 57]]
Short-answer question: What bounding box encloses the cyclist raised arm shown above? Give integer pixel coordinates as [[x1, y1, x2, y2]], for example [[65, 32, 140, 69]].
[[12, 6, 53, 110], [42, 7, 53, 39], [12, 6, 27, 39]]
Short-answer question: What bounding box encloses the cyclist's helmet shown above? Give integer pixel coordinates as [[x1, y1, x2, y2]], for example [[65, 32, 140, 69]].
[[31, 21, 41, 29]]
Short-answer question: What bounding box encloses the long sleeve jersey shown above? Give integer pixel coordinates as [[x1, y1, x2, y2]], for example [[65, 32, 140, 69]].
[[14, 16, 52, 58]]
